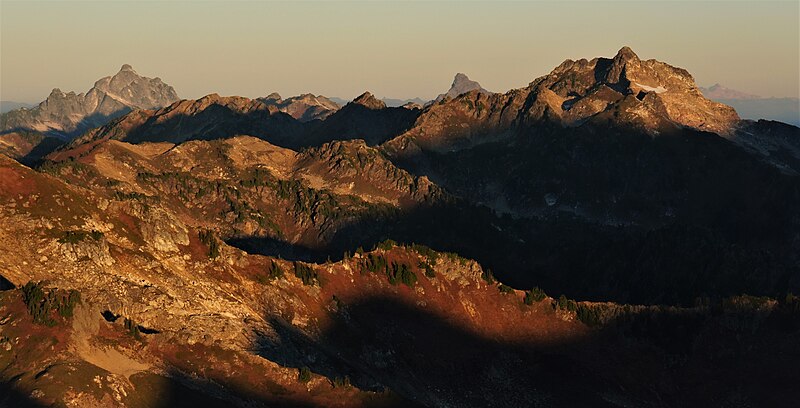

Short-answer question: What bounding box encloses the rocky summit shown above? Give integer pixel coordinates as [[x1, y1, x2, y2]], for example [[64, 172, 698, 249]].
[[0, 65, 179, 139], [1, 46, 799, 408], [432, 73, 491, 104]]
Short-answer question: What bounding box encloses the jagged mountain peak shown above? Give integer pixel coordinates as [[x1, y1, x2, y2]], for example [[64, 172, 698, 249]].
[[605, 46, 641, 84], [452, 72, 473, 85], [526, 46, 740, 134], [351, 91, 386, 110], [434, 73, 490, 103], [387, 47, 746, 156], [1, 65, 179, 138], [264, 92, 283, 102], [614, 46, 639, 62]]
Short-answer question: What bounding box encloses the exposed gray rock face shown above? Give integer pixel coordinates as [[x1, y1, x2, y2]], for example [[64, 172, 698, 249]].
[[433, 73, 491, 103], [0, 65, 179, 139], [522, 46, 741, 135]]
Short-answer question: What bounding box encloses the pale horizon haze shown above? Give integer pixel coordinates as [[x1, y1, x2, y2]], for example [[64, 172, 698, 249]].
[[1, 0, 798, 103]]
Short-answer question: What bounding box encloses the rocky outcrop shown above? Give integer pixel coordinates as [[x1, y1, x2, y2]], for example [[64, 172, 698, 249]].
[[295, 139, 444, 205], [0, 65, 179, 138], [137, 207, 190, 253]]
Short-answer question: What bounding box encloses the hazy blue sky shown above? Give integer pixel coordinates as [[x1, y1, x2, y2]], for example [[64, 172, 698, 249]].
[[1, 1, 798, 103]]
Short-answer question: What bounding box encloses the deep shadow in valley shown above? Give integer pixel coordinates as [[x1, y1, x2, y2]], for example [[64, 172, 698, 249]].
[[134, 369, 325, 408], [0, 382, 48, 408], [130, 352, 418, 408], [255, 296, 617, 408], [228, 199, 799, 307], [253, 295, 800, 407], [230, 123, 800, 306], [227, 236, 332, 264]]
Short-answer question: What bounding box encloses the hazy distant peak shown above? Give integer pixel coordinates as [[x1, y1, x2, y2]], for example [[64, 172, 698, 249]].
[[434, 73, 490, 103], [120, 64, 135, 72], [700, 84, 761, 100], [452, 72, 471, 84], [257, 92, 340, 121], [450, 73, 486, 94]]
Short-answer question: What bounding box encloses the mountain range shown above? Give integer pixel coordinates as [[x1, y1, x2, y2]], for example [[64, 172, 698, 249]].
[[0, 101, 34, 114], [0, 65, 179, 139], [1, 47, 799, 407], [700, 83, 800, 126]]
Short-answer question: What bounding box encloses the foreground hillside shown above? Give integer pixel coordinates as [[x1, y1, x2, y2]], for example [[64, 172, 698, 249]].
[[2, 132, 800, 407]]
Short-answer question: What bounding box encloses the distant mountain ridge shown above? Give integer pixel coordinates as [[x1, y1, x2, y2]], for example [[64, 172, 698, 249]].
[[0, 64, 179, 138], [699, 83, 761, 100], [260, 93, 340, 122], [699, 84, 799, 126], [0, 101, 34, 114], [329, 96, 429, 108]]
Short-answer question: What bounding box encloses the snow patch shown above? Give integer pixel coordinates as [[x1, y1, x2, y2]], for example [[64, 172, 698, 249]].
[[634, 82, 667, 94]]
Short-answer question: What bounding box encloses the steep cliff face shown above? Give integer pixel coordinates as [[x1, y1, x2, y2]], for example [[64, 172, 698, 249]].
[[0, 65, 179, 138]]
